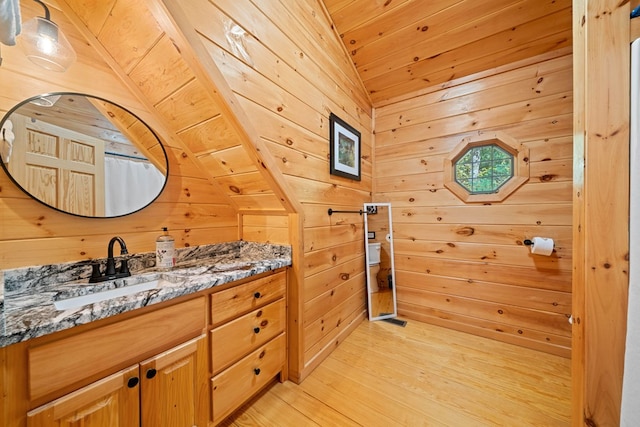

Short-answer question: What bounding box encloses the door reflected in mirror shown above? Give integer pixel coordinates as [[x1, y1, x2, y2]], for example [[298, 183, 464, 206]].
[[0, 93, 168, 218], [364, 202, 397, 321]]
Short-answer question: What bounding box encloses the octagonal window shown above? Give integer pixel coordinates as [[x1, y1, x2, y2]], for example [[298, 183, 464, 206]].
[[454, 144, 514, 194], [444, 132, 529, 203]]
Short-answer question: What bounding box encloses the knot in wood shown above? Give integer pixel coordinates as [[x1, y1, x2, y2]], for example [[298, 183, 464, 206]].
[[456, 227, 475, 236]]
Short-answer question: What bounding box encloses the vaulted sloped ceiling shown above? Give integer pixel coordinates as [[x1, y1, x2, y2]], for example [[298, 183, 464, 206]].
[[323, 0, 573, 106], [51, 0, 573, 217], [56, 0, 299, 214]]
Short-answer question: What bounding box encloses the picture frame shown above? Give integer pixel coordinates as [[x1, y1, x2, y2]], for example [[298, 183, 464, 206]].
[[329, 112, 361, 181]]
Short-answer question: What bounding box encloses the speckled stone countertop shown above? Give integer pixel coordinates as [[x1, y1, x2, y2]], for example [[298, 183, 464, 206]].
[[0, 241, 291, 348]]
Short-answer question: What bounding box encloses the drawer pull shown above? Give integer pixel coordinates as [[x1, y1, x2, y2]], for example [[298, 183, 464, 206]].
[[254, 368, 261, 375], [254, 292, 261, 299], [253, 327, 261, 334], [127, 377, 139, 388], [146, 368, 157, 379]]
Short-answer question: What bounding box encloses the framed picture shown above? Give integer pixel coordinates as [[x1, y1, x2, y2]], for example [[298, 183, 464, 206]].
[[329, 113, 361, 181]]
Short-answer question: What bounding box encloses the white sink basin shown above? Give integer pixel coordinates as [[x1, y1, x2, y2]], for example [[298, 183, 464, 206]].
[[53, 280, 161, 311]]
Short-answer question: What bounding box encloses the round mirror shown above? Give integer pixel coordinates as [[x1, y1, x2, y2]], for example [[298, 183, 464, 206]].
[[0, 93, 168, 218]]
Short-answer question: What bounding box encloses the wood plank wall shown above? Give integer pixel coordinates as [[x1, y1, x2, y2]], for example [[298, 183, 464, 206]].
[[374, 48, 574, 357], [0, 1, 238, 268], [573, 0, 631, 424], [177, 0, 373, 381], [1, 0, 578, 385]]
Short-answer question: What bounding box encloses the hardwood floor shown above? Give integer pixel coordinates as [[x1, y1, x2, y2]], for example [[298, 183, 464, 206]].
[[221, 319, 571, 426], [370, 288, 395, 317]]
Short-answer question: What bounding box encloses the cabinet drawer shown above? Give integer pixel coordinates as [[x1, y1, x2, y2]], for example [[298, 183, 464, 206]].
[[211, 334, 285, 424], [210, 299, 285, 375], [210, 271, 285, 326], [29, 297, 205, 401]]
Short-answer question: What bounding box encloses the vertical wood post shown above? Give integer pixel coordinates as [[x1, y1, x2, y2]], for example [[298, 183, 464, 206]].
[[572, 0, 630, 425], [287, 212, 304, 382]]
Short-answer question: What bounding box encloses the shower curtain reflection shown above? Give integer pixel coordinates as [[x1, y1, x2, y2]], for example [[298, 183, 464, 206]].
[[104, 156, 165, 217]]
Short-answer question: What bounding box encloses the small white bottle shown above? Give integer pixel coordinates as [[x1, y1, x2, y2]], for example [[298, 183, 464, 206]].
[[156, 227, 175, 270]]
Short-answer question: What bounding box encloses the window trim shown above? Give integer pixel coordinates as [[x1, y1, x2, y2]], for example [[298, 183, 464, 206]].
[[444, 131, 529, 203]]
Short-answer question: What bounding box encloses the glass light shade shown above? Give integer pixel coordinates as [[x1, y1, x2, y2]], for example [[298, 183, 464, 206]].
[[29, 94, 62, 107], [20, 16, 76, 72]]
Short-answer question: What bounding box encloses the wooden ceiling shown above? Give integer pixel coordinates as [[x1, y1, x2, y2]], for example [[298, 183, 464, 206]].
[[323, 0, 572, 107]]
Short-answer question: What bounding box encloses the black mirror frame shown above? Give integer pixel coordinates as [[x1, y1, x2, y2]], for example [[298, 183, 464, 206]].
[[0, 92, 169, 218]]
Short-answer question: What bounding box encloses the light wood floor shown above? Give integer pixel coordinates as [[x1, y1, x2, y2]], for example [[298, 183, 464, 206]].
[[370, 288, 395, 317], [221, 319, 572, 426]]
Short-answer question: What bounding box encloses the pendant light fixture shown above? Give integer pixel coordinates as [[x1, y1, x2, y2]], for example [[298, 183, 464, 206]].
[[19, 0, 76, 72]]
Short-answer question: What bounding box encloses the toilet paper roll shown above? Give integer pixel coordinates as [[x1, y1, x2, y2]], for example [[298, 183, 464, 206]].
[[530, 237, 554, 256]]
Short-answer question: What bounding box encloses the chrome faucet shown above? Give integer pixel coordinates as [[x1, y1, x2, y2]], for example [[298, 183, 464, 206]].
[[89, 236, 131, 283]]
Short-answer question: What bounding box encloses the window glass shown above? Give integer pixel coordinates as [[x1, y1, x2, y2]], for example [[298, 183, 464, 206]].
[[454, 144, 514, 194]]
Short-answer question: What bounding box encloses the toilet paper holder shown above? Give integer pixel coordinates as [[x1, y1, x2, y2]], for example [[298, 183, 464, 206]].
[[523, 237, 555, 254], [523, 238, 553, 247]]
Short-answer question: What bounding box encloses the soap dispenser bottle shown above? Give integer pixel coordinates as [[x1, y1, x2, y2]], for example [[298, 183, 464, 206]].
[[156, 227, 175, 269]]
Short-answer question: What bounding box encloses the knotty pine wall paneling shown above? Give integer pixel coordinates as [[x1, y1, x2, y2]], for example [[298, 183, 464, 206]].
[[0, 1, 238, 269], [58, 0, 295, 214], [573, 0, 630, 424], [325, 0, 572, 106], [374, 49, 573, 357], [175, 0, 372, 381]]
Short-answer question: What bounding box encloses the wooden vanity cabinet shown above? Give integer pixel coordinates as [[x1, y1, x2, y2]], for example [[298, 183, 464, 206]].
[[9, 297, 208, 427], [1, 268, 288, 427], [209, 270, 288, 425], [27, 335, 207, 427]]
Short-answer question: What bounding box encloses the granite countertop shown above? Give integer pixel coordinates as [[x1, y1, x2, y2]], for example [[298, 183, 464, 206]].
[[0, 241, 291, 348]]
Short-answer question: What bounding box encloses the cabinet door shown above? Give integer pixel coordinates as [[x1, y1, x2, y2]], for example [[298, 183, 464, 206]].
[[140, 335, 208, 427], [27, 365, 139, 427]]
